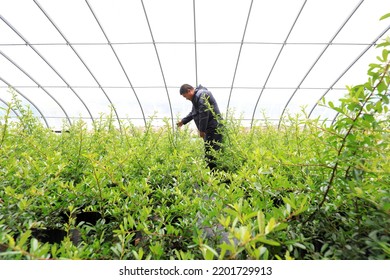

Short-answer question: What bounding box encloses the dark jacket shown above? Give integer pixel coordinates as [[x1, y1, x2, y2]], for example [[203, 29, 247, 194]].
[[182, 85, 222, 133]]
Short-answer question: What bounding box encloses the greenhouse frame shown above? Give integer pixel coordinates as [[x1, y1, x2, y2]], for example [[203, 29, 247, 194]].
[[0, 0, 389, 263]]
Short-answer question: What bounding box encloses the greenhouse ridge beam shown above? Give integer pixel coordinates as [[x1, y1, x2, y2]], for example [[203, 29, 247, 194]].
[[0, 76, 49, 128], [0, 42, 379, 47], [277, 0, 364, 129], [250, 0, 308, 128], [308, 23, 390, 123], [0, 14, 95, 128], [33, 0, 122, 132], [85, 0, 147, 128], [226, 0, 253, 118]]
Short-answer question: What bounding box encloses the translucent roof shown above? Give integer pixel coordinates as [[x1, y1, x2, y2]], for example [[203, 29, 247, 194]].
[[1, 0, 390, 130]]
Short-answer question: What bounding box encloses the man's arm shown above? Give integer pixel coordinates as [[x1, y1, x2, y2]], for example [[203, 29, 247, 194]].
[[177, 109, 194, 127]]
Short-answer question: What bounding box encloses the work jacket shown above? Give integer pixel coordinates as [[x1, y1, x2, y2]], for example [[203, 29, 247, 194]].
[[182, 85, 222, 133]]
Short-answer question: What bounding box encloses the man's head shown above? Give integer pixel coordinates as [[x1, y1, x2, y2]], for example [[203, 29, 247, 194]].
[[180, 84, 195, 100]]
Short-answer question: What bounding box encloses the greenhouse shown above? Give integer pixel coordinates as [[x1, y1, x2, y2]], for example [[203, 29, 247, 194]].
[[0, 0, 389, 260]]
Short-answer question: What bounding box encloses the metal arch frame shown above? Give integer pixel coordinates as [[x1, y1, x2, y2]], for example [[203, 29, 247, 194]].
[[225, 0, 254, 119], [0, 15, 73, 127], [0, 77, 49, 127], [307, 25, 390, 124], [0, 50, 72, 126], [0, 14, 95, 128], [140, 0, 174, 131], [85, 0, 147, 128], [277, 0, 365, 129], [250, 0, 308, 128], [33, 0, 123, 132], [1, 1, 387, 128]]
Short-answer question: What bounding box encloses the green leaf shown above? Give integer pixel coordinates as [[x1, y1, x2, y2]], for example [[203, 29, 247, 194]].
[[273, 222, 288, 232], [218, 242, 235, 259], [243, 211, 259, 221], [224, 207, 238, 217], [383, 49, 389, 62], [218, 215, 231, 228], [362, 114, 375, 123], [377, 81, 388, 93], [236, 226, 251, 244], [354, 187, 363, 196], [257, 237, 281, 246], [380, 13, 390, 20], [17, 230, 31, 248], [200, 244, 218, 260], [30, 238, 39, 252], [257, 211, 265, 235], [283, 196, 296, 209], [320, 243, 329, 254], [293, 242, 307, 250], [383, 94, 389, 104], [132, 247, 144, 260], [374, 102, 383, 113], [364, 81, 373, 91], [265, 217, 276, 234], [5, 234, 15, 249]]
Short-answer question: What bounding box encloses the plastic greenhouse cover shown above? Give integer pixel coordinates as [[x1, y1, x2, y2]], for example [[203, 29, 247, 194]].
[[0, 0, 389, 130]]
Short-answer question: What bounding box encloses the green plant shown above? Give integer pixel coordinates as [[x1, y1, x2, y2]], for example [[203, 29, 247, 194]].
[[0, 14, 389, 260]]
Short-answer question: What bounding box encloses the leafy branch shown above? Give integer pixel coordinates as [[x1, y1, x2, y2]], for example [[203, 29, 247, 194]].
[[307, 38, 390, 221]]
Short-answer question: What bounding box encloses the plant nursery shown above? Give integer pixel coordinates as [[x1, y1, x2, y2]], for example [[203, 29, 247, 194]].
[[0, 0, 389, 260]]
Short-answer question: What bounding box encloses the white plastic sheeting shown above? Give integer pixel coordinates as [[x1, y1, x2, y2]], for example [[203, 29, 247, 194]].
[[0, 0, 389, 129]]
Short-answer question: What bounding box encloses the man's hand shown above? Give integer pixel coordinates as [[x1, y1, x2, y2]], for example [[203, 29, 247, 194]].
[[199, 131, 206, 138], [177, 121, 183, 127]]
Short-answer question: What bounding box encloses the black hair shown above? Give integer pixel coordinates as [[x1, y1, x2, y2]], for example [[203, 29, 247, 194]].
[[180, 84, 193, 95]]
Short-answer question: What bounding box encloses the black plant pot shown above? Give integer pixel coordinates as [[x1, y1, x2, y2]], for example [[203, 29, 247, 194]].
[[31, 228, 67, 244], [31, 228, 81, 245], [76, 211, 102, 225], [59, 209, 112, 226]]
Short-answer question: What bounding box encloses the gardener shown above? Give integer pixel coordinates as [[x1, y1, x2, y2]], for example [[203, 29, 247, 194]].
[[177, 84, 223, 170]]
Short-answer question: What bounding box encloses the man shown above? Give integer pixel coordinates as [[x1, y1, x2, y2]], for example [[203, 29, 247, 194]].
[[177, 84, 223, 170]]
